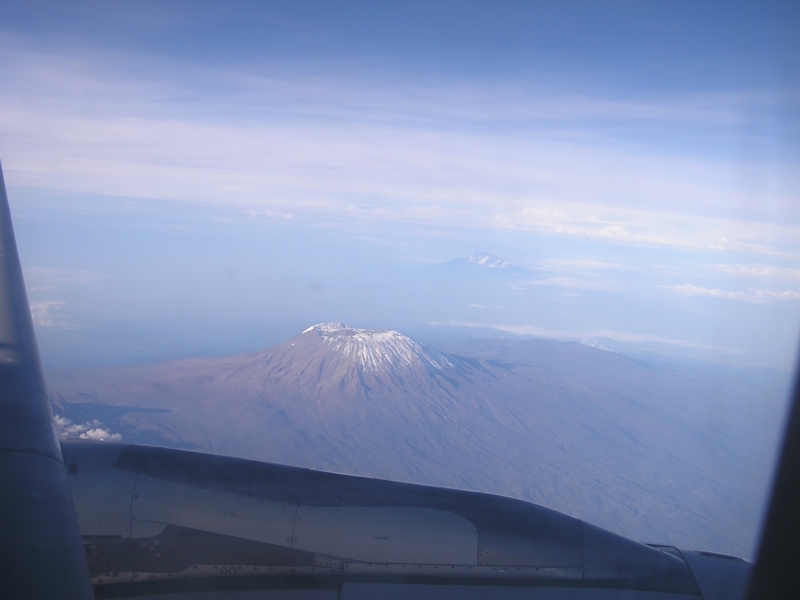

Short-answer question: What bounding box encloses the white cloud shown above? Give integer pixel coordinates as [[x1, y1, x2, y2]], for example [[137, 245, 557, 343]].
[[443, 321, 737, 353], [713, 264, 800, 280], [516, 257, 631, 292], [497, 203, 799, 257], [521, 276, 618, 291], [54, 415, 122, 442], [535, 257, 634, 273], [1, 35, 798, 260], [29, 301, 74, 328], [79, 428, 123, 442], [664, 284, 800, 304]]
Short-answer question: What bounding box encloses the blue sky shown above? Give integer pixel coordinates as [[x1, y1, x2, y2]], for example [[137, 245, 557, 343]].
[[0, 1, 798, 370]]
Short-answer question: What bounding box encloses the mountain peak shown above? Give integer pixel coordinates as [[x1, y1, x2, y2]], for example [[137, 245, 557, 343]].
[[299, 323, 454, 372], [302, 323, 350, 335], [463, 252, 509, 268]]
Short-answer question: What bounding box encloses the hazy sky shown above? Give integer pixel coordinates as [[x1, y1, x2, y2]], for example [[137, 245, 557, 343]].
[[0, 1, 798, 370]]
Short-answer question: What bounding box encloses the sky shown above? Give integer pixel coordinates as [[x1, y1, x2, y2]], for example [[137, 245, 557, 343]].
[[0, 0, 798, 371]]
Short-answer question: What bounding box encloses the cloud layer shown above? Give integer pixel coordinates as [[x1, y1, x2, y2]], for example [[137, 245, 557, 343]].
[[1, 34, 797, 260]]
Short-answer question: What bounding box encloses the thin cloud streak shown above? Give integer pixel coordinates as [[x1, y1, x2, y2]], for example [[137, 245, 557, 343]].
[[444, 321, 738, 353], [497, 204, 800, 257], [1, 35, 784, 129], [25, 267, 104, 285], [664, 284, 800, 304], [5, 107, 798, 257], [534, 257, 634, 273], [520, 276, 619, 292], [713, 264, 800, 280], [1, 37, 798, 260]]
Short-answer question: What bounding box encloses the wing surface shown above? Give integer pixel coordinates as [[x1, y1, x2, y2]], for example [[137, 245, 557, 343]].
[[63, 440, 751, 599]]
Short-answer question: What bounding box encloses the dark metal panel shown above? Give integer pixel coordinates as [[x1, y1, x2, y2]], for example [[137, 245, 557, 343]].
[[746, 366, 800, 600], [581, 521, 667, 579], [115, 445, 252, 495], [298, 470, 386, 506], [303, 470, 585, 567], [107, 445, 677, 575], [0, 451, 94, 598], [201, 453, 251, 495], [381, 480, 586, 568], [382, 479, 576, 541], [478, 530, 581, 568], [117, 446, 207, 487], [248, 460, 308, 504], [85, 524, 318, 580], [64, 441, 136, 536], [75, 442, 710, 595], [681, 549, 750, 600], [340, 582, 701, 599], [95, 576, 343, 599], [650, 547, 702, 596], [0, 160, 93, 598], [115, 592, 339, 600]]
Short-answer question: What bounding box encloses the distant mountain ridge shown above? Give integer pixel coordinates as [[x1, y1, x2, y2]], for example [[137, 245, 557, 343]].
[[47, 326, 786, 558], [460, 252, 511, 268], [438, 252, 528, 278]]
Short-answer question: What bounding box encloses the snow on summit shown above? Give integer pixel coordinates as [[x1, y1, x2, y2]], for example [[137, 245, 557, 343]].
[[302, 323, 455, 372], [463, 252, 510, 268]]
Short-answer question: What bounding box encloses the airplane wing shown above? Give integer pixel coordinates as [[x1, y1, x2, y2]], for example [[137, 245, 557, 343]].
[[746, 364, 800, 599], [65, 439, 730, 599], [0, 159, 777, 599]]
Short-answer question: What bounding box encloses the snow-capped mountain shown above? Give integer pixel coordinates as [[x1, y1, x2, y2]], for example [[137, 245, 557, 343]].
[[301, 323, 455, 372], [439, 252, 526, 276], [462, 252, 510, 268], [47, 328, 784, 558]]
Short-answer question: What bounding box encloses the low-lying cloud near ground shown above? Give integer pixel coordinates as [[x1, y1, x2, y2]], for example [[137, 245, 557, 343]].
[[54, 414, 121, 442]]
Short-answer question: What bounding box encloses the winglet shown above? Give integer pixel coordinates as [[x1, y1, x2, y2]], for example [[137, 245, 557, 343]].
[[0, 160, 93, 598]]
